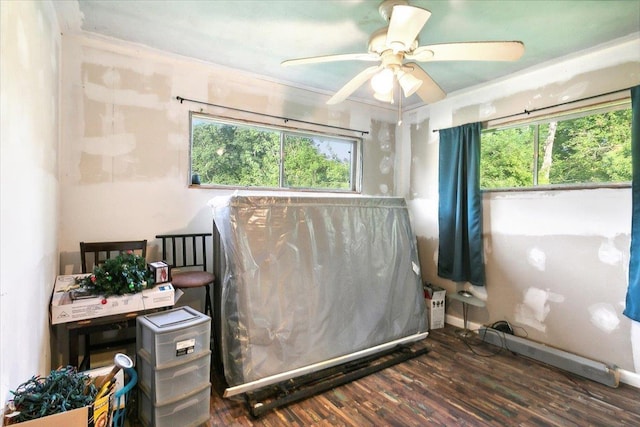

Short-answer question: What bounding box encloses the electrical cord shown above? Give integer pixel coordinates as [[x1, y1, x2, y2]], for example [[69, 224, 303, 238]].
[[462, 326, 507, 357], [511, 324, 528, 338], [459, 321, 530, 358], [457, 323, 607, 401], [435, 326, 499, 356]]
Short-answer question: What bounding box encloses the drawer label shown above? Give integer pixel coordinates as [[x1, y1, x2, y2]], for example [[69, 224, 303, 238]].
[[176, 338, 196, 357]]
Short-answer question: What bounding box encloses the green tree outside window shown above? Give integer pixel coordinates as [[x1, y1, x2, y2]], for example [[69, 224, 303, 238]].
[[480, 106, 631, 189], [191, 116, 357, 191]]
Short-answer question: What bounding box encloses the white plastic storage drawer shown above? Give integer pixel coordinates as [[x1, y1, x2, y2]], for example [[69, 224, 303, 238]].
[[139, 383, 211, 427], [138, 349, 211, 405], [137, 306, 211, 367]]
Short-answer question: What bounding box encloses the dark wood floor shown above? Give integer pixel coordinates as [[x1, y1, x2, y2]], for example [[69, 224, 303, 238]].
[[206, 326, 640, 426]]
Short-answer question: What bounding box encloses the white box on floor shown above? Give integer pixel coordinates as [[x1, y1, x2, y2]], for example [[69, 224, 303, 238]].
[[425, 285, 445, 330]]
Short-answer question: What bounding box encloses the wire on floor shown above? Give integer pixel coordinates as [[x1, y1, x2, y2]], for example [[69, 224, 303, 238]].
[[461, 321, 530, 358]]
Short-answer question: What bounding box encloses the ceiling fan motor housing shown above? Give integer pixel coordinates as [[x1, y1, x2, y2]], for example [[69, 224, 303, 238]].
[[368, 27, 418, 55], [378, 0, 409, 22]]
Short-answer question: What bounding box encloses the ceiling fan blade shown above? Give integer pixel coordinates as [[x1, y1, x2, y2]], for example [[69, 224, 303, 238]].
[[386, 5, 431, 52], [408, 41, 525, 62], [282, 53, 379, 67], [405, 63, 446, 104], [327, 65, 382, 105]]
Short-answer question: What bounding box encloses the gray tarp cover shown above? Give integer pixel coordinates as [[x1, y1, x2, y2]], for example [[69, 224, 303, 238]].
[[209, 194, 427, 388]]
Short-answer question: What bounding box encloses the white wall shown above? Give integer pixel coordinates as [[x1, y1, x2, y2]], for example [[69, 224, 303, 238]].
[[0, 0, 61, 413], [403, 35, 640, 373], [57, 33, 398, 277]]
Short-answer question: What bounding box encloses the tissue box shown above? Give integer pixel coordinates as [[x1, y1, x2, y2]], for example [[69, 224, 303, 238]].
[[148, 261, 170, 284]]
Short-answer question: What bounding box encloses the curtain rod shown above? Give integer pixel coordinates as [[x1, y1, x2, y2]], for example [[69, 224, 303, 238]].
[[432, 87, 631, 133], [176, 96, 369, 136]]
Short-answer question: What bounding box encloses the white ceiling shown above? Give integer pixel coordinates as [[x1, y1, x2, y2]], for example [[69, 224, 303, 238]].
[[56, 0, 640, 108]]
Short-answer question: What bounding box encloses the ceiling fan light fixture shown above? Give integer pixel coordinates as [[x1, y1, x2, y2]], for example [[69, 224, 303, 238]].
[[371, 67, 395, 94], [398, 71, 422, 97], [374, 89, 394, 104]]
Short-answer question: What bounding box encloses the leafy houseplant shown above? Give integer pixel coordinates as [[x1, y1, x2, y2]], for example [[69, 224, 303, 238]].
[[75, 250, 153, 297]]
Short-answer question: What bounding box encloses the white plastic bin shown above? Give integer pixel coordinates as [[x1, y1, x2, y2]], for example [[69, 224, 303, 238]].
[[139, 383, 211, 427], [136, 306, 211, 367], [138, 349, 211, 404]]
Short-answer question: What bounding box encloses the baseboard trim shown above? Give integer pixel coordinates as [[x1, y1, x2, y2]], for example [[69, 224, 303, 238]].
[[443, 316, 639, 389], [619, 368, 640, 388], [444, 314, 484, 333]]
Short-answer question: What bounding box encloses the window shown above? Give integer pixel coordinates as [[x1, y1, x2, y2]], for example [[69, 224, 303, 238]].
[[190, 113, 360, 192], [480, 102, 632, 190]]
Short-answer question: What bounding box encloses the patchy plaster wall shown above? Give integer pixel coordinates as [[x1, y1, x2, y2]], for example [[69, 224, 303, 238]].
[[58, 34, 397, 272], [0, 0, 60, 409], [363, 121, 396, 195], [404, 34, 640, 372], [485, 190, 633, 369]]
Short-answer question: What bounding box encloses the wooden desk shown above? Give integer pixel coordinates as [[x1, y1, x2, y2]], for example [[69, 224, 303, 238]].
[[65, 308, 163, 370], [51, 274, 176, 370]]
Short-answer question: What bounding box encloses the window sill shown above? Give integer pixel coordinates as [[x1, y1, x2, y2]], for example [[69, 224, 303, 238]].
[[189, 183, 360, 194], [482, 182, 631, 193]]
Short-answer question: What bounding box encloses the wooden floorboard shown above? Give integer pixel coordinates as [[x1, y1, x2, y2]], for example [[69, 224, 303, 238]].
[[203, 326, 640, 426]]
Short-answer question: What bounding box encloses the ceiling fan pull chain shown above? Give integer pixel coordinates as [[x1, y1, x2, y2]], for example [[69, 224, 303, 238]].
[[397, 83, 403, 126]]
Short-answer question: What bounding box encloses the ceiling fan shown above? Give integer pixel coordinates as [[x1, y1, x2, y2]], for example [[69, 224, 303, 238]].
[[281, 0, 525, 105]]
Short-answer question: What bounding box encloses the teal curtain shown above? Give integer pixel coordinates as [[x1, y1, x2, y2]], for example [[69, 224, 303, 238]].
[[438, 122, 486, 286], [624, 85, 640, 321]]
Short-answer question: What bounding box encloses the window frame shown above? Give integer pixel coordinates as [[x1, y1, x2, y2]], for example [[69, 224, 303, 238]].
[[480, 99, 632, 192], [189, 112, 363, 193]]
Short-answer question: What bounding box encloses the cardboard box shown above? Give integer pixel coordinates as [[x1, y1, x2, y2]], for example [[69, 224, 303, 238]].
[[148, 261, 170, 284], [424, 284, 446, 330], [85, 366, 125, 410], [91, 386, 113, 427], [8, 407, 89, 427], [50, 274, 174, 325], [5, 382, 114, 427], [142, 283, 175, 310]]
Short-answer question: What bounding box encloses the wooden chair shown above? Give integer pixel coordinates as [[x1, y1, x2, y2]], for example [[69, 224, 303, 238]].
[[74, 240, 148, 370], [155, 233, 214, 317]]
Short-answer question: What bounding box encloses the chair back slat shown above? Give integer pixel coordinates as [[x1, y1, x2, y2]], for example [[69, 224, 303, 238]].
[[181, 235, 187, 267], [155, 233, 212, 271], [190, 236, 197, 266], [79, 240, 147, 273]]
